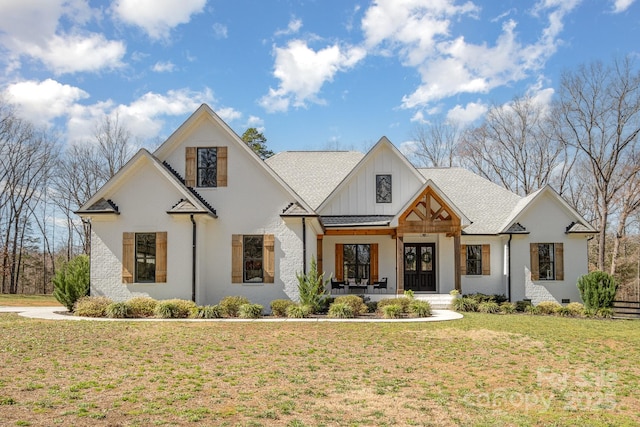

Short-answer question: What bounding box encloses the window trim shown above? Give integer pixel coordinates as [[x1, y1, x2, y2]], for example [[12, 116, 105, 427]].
[[465, 244, 483, 276], [530, 242, 564, 281], [232, 234, 275, 284], [376, 174, 392, 203], [243, 235, 264, 283], [122, 231, 167, 284]]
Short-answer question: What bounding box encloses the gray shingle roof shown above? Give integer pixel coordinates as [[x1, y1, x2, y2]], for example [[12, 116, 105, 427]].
[[417, 168, 523, 234], [266, 151, 365, 209], [321, 215, 395, 227]]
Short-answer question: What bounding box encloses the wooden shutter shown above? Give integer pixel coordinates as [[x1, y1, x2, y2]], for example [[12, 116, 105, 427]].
[[185, 147, 196, 187], [263, 234, 275, 283], [370, 243, 379, 283], [317, 236, 323, 276], [155, 232, 167, 283], [122, 232, 134, 283], [555, 243, 564, 281], [460, 244, 467, 275], [482, 244, 491, 275], [217, 146, 227, 187], [232, 234, 243, 283], [335, 244, 344, 281], [530, 243, 539, 281]]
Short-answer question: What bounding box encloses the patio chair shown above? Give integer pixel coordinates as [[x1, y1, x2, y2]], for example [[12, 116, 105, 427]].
[[331, 278, 345, 294], [373, 277, 388, 294]]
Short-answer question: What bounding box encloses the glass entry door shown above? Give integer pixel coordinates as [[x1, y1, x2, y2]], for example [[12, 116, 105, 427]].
[[404, 243, 436, 292]]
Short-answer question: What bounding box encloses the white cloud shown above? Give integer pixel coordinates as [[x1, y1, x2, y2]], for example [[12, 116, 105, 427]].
[[275, 18, 303, 37], [216, 107, 242, 123], [152, 61, 176, 72], [113, 0, 206, 39], [4, 79, 89, 125], [0, 0, 124, 74], [612, 0, 636, 12], [260, 40, 366, 112], [446, 101, 488, 124], [212, 23, 228, 39]]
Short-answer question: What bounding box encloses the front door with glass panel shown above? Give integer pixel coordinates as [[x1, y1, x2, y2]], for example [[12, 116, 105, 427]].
[[404, 243, 436, 292]]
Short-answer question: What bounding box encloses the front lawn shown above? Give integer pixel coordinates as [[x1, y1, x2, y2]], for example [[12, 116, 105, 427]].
[[0, 294, 61, 307], [0, 313, 637, 426]]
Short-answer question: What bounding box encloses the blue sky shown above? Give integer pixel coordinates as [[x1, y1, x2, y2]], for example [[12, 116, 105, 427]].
[[1, 0, 639, 154]]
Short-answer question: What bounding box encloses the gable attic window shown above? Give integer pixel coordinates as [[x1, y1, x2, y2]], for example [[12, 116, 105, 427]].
[[376, 174, 392, 203], [530, 243, 564, 281], [185, 146, 227, 188], [460, 244, 490, 276], [122, 232, 167, 283]]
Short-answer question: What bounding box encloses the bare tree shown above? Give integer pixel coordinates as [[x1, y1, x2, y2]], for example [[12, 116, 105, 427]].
[[95, 113, 134, 180], [556, 57, 640, 271], [409, 120, 463, 167], [458, 95, 569, 196]]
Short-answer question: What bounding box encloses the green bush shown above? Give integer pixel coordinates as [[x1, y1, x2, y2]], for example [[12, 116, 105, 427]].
[[328, 302, 355, 318], [515, 300, 532, 312], [52, 255, 90, 312], [500, 302, 516, 314], [451, 297, 478, 312], [536, 301, 561, 315], [333, 295, 368, 316], [596, 307, 614, 319], [192, 305, 223, 319], [382, 304, 403, 319], [106, 302, 131, 318], [74, 296, 112, 317], [270, 299, 295, 317], [125, 297, 157, 317], [409, 300, 432, 317], [296, 257, 329, 314], [239, 303, 263, 319], [477, 301, 500, 314], [556, 306, 573, 317], [286, 304, 311, 318], [577, 271, 618, 310], [525, 305, 539, 315], [366, 301, 378, 313], [565, 302, 585, 317], [154, 299, 196, 318], [219, 296, 250, 317], [377, 297, 411, 313], [465, 293, 507, 304]]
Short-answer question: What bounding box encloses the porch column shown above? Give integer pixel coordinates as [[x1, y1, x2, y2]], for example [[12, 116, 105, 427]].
[[316, 236, 323, 275], [396, 234, 404, 294], [454, 231, 461, 292]]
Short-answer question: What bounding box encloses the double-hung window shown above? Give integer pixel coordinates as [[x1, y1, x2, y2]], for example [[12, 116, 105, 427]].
[[466, 245, 482, 275], [122, 232, 167, 284], [530, 243, 564, 281], [197, 147, 217, 187], [343, 244, 371, 282]]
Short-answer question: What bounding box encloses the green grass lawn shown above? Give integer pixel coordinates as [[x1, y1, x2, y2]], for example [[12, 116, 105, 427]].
[[0, 312, 638, 426], [0, 294, 61, 307]]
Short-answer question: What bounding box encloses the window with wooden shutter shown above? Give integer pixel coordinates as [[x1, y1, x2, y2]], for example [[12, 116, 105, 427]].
[[185, 147, 196, 187], [122, 232, 134, 283], [217, 146, 227, 187], [123, 232, 167, 283], [531, 243, 563, 281], [481, 244, 490, 275], [232, 234, 274, 283], [555, 243, 564, 281], [530, 243, 540, 280], [460, 244, 467, 275]]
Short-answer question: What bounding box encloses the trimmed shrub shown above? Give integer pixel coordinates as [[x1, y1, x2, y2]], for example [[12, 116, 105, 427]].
[[382, 304, 403, 319], [577, 271, 618, 310], [377, 297, 411, 313], [525, 305, 539, 315], [536, 301, 561, 315], [219, 296, 250, 317], [333, 295, 368, 316], [451, 297, 478, 312], [596, 308, 614, 319], [465, 293, 506, 304], [74, 296, 112, 317], [409, 300, 432, 317], [515, 300, 532, 312], [565, 302, 585, 317], [125, 297, 157, 318], [500, 302, 516, 314], [270, 299, 295, 317], [286, 304, 311, 318], [366, 301, 378, 313], [296, 257, 330, 314], [106, 302, 131, 318], [556, 306, 573, 317], [193, 305, 223, 319], [328, 302, 355, 318], [154, 299, 197, 318], [239, 303, 263, 319], [477, 301, 500, 314], [53, 255, 90, 312]]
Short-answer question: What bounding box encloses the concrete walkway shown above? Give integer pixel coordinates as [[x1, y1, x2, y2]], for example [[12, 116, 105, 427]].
[[0, 306, 463, 322]]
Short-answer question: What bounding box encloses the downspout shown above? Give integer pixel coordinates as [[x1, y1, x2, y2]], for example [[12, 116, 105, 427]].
[[302, 217, 307, 274], [507, 233, 512, 302], [190, 214, 196, 303], [84, 218, 92, 296]]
